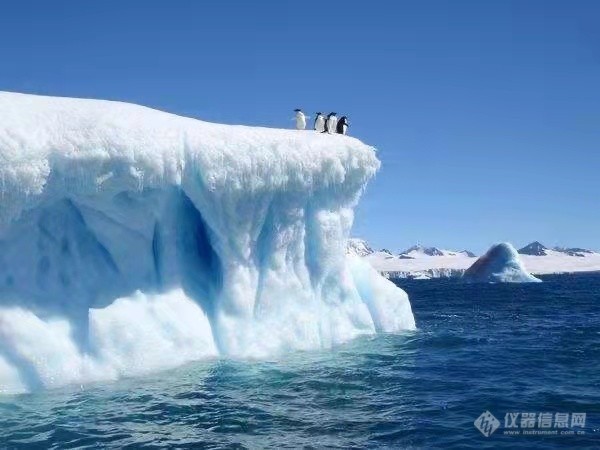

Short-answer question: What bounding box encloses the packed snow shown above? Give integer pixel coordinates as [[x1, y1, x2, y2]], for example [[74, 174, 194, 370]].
[[0, 92, 415, 394], [462, 243, 541, 283], [521, 249, 600, 274]]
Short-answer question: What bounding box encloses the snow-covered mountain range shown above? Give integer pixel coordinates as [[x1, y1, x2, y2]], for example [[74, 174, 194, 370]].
[[518, 241, 596, 258], [347, 239, 600, 279], [400, 245, 476, 258]]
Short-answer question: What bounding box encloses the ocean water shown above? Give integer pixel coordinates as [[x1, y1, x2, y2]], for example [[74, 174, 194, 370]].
[[0, 274, 598, 449]]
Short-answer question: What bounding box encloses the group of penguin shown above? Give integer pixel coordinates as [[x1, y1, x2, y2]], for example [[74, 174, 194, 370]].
[[294, 109, 349, 135]]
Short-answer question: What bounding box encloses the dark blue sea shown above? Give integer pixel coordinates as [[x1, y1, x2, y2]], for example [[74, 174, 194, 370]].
[[0, 274, 598, 449]]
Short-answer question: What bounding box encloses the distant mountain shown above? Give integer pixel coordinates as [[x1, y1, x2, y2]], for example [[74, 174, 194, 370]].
[[518, 241, 597, 257], [346, 238, 374, 257], [518, 241, 548, 256], [398, 254, 415, 260], [553, 247, 595, 258], [346, 241, 477, 259], [402, 245, 444, 257], [400, 245, 476, 258]]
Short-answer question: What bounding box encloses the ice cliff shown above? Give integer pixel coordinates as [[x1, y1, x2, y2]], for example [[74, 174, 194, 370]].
[[0, 92, 415, 394], [462, 243, 541, 283]]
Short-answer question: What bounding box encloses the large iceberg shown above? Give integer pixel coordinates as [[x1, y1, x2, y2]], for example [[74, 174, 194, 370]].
[[462, 243, 541, 283], [0, 92, 414, 394]]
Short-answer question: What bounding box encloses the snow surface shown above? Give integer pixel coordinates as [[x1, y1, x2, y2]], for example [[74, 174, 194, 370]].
[[462, 243, 541, 283], [0, 92, 415, 394], [521, 249, 600, 274]]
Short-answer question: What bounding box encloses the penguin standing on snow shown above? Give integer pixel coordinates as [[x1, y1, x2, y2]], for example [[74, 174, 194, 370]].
[[294, 109, 307, 130], [314, 112, 325, 133], [326, 112, 337, 134], [336, 116, 349, 135]]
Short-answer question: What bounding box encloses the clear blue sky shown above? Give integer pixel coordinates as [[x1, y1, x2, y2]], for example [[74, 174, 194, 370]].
[[1, 1, 598, 253]]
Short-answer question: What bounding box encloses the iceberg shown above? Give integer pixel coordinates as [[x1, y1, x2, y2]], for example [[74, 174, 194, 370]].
[[462, 243, 541, 283], [0, 92, 415, 394]]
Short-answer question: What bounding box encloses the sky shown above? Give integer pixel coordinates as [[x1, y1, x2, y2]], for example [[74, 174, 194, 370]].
[[1, 0, 598, 254]]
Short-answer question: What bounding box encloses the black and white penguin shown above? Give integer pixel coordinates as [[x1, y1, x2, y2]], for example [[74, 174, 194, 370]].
[[336, 116, 349, 135], [314, 112, 325, 133], [294, 109, 306, 130], [326, 112, 337, 134]]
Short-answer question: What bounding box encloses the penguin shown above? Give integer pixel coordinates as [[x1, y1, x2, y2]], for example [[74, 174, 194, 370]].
[[294, 109, 306, 130], [314, 112, 325, 133], [326, 112, 337, 134], [336, 116, 349, 135]]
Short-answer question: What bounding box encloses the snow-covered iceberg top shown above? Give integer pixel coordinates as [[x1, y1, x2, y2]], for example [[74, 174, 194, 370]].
[[0, 92, 415, 394], [462, 242, 541, 283]]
